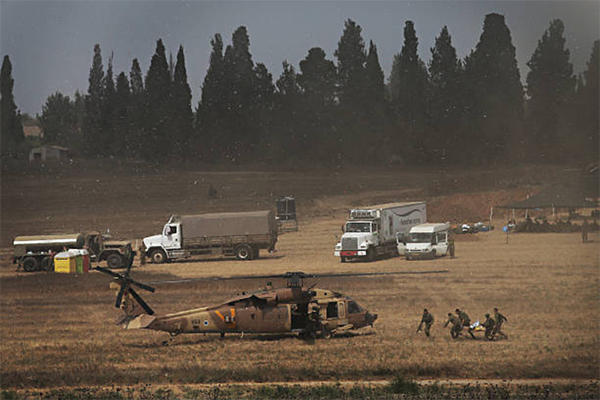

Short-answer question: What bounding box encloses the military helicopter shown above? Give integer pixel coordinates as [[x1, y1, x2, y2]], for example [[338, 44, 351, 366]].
[[95, 261, 448, 343]]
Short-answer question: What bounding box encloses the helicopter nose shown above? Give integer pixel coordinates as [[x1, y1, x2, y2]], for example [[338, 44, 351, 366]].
[[366, 312, 378, 326]]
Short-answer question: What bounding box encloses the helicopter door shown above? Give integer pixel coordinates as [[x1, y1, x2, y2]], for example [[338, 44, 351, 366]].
[[337, 301, 348, 325]]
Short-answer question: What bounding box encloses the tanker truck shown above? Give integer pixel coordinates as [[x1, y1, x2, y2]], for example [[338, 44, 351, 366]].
[[13, 232, 134, 272], [334, 202, 426, 262], [143, 210, 278, 263]]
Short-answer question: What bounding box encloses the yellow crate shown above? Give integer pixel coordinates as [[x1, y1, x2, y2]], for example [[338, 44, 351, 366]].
[[54, 256, 76, 273]]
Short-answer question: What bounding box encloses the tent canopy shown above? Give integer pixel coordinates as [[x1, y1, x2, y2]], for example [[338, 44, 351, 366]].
[[497, 183, 598, 210]]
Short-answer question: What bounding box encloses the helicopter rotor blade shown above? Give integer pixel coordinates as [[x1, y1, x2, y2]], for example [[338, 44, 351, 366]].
[[128, 287, 155, 315], [129, 279, 156, 293], [94, 265, 124, 279], [143, 270, 449, 285]]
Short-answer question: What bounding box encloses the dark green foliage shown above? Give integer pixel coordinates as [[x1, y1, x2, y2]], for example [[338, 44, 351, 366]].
[[171, 45, 193, 158], [83, 44, 104, 155], [272, 61, 302, 160], [429, 26, 463, 163], [526, 19, 575, 160], [390, 21, 430, 162], [142, 39, 172, 161], [196, 33, 226, 162], [129, 58, 144, 157], [579, 40, 599, 157], [298, 47, 337, 161], [38, 92, 77, 146], [388, 375, 421, 395], [1, 55, 24, 154], [101, 54, 117, 156], [463, 13, 523, 163], [114, 72, 131, 156], [253, 62, 276, 160]]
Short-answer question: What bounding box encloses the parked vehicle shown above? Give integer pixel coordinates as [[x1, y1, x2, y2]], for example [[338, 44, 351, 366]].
[[404, 223, 449, 260], [143, 211, 278, 263], [334, 202, 426, 262], [13, 232, 134, 272]]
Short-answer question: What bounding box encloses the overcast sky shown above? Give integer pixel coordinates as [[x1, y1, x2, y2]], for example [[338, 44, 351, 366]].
[[1, 1, 598, 115]]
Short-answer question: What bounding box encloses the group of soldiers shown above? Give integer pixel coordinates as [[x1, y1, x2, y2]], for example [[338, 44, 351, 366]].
[[417, 307, 507, 340]]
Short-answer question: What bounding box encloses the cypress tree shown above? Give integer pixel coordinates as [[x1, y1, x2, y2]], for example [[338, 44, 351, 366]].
[[83, 44, 104, 156], [196, 34, 226, 162], [389, 21, 429, 161], [580, 40, 599, 157], [298, 47, 337, 161], [102, 54, 117, 156], [464, 13, 523, 163], [429, 26, 463, 163], [221, 26, 257, 162], [365, 40, 385, 109], [526, 19, 575, 160], [143, 39, 172, 161], [273, 61, 302, 160], [114, 72, 131, 156], [0, 55, 24, 154], [171, 45, 193, 159], [335, 19, 367, 108], [129, 58, 144, 157], [253, 62, 276, 161]]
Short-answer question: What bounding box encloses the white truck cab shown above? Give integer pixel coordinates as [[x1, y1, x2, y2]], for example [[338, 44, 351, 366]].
[[404, 223, 449, 260]]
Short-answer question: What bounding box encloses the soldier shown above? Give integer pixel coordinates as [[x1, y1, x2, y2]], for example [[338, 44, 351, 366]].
[[493, 307, 508, 339], [448, 234, 455, 259], [482, 313, 496, 340], [582, 219, 589, 243], [456, 308, 475, 338], [444, 312, 462, 338], [416, 308, 435, 337]]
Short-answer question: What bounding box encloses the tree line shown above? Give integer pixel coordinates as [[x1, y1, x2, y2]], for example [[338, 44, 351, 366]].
[[2, 13, 598, 165]]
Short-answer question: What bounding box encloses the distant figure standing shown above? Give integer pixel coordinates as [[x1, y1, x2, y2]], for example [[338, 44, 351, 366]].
[[582, 220, 589, 243], [493, 307, 508, 339], [448, 234, 455, 259], [416, 308, 435, 337], [208, 184, 218, 200]]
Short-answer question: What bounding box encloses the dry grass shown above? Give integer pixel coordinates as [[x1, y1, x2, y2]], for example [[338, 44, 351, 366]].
[[1, 162, 598, 391]]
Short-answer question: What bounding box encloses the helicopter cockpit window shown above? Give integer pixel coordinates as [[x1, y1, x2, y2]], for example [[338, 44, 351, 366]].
[[348, 301, 364, 314], [326, 302, 338, 319]]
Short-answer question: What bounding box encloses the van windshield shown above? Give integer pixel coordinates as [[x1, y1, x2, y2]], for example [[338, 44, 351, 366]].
[[409, 232, 432, 243], [346, 222, 371, 233]]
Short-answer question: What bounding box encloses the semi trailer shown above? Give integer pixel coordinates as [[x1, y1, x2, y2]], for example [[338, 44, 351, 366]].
[[143, 210, 278, 263], [334, 202, 426, 262]]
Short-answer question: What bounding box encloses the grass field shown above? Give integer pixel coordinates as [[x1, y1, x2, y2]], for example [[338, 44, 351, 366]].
[[1, 161, 598, 398]]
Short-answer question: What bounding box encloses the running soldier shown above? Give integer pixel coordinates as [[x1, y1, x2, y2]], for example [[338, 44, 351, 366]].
[[456, 308, 475, 338], [482, 313, 496, 340], [493, 307, 508, 339], [416, 308, 435, 337], [444, 312, 462, 339]]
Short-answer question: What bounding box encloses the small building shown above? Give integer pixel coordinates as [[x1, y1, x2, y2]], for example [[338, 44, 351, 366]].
[[29, 145, 71, 162]]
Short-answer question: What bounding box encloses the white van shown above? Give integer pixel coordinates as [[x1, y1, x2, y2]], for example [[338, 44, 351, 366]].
[[404, 223, 449, 260]]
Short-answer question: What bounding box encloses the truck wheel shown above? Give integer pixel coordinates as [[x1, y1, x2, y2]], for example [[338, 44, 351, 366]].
[[405, 254, 411, 261], [151, 250, 167, 264], [41, 256, 54, 272], [340, 256, 347, 263], [23, 257, 39, 272], [106, 254, 124, 269], [235, 245, 253, 261]]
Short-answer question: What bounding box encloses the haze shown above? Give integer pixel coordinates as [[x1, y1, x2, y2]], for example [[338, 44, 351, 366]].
[[1, 0, 598, 115]]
